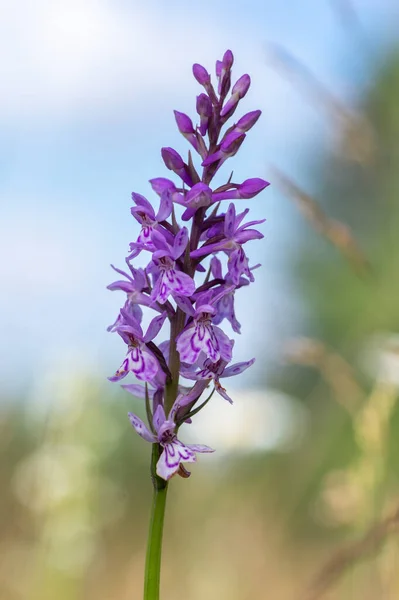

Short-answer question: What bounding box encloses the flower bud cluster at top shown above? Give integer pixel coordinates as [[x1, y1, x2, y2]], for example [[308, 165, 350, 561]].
[[107, 50, 270, 481]]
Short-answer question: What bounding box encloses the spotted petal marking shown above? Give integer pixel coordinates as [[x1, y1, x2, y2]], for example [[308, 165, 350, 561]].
[[128, 412, 156, 443], [177, 321, 220, 364], [127, 345, 159, 382], [156, 440, 196, 480], [153, 268, 195, 304], [227, 246, 252, 285]]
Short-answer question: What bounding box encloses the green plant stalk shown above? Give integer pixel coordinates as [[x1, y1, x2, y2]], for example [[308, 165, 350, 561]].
[[144, 443, 169, 600]]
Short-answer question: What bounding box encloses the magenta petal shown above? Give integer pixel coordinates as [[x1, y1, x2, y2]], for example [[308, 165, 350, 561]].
[[131, 192, 155, 217], [177, 322, 220, 364], [176, 325, 200, 364], [222, 358, 255, 378], [107, 280, 135, 293], [190, 240, 228, 259], [216, 384, 234, 403], [174, 294, 195, 316], [168, 269, 195, 297], [186, 444, 214, 453], [228, 247, 250, 285], [210, 256, 223, 279], [234, 229, 264, 244], [156, 441, 196, 480], [155, 191, 173, 222], [151, 229, 171, 252], [128, 346, 159, 382], [151, 274, 170, 305], [144, 312, 168, 343], [172, 227, 189, 260], [152, 404, 166, 434], [224, 203, 236, 238], [122, 383, 154, 399], [128, 412, 156, 442], [149, 177, 176, 196], [213, 326, 233, 362], [108, 357, 130, 382]]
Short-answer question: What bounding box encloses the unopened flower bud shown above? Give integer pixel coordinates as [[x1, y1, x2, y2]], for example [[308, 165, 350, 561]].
[[193, 63, 210, 85], [161, 147, 193, 187], [236, 110, 261, 132], [220, 74, 251, 118]]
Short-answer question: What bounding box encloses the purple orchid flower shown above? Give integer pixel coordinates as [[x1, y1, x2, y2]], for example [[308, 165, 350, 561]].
[[208, 256, 245, 333], [130, 190, 173, 251], [129, 402, 213, 480], [149, 228, 196, 304], [107, 50, 270, 496], [191, 203, 265, 284], [182, 354, 255, 403], [176, 288, 234, 364], [107, 264, 159, 313], [109, 310, 167, 382]]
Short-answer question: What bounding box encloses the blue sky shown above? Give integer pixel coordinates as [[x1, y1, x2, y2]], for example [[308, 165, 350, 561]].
[[1, 0, 398, 396]]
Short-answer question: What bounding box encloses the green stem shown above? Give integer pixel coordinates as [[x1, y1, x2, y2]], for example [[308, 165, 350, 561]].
[[144, 444, 168, 600]]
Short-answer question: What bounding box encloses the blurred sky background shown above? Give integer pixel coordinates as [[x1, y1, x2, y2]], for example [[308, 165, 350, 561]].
[[1, 0, 398, 399]]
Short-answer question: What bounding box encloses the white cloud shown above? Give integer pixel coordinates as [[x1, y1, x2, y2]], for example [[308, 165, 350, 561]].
[[0, 0, 221, 120], [0, 0, 309, 141]]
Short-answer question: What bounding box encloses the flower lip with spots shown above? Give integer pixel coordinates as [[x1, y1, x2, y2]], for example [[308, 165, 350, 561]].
[[128, 401, 213, 480]]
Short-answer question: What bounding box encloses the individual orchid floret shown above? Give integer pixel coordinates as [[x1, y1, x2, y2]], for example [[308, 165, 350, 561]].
[[182, 355, 255, 403], [191, 203, 265, 284], [130, 190, 172, 247], [220, 74, 251, 119], [109, 310, 167, 382], [149, 228, 196, 304], [180, 183, 213, 221], [107, 264, 158, 312], [212, 178, 270, 202], [209, 256, 244, 333], [129, 403, 214, 480], [176, 288, 234, 364], [161, 147, 194, 187]]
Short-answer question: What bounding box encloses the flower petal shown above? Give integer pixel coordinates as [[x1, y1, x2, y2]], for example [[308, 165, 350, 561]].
[[128, 346, 159, 382], [122, 383, 155, 399], [152, 404, 166, 434], [155, 190, 173, 222], [131, 192, 155, 216], [171, 227, 189, 260], [213, 326, 233, 362], [128, 412, 156, 442], [222, 358, 255, 378], [168, 269, 195, 297], [210, 256, 223, 279], [174, 294, 195, 316], [156, 441, 196, 480], [186, 444, 214, 453], [177, 321, 220, 364], [108, 357, 130, 382], [143, 312, 168, 343], [224, 203, 236, 238]]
